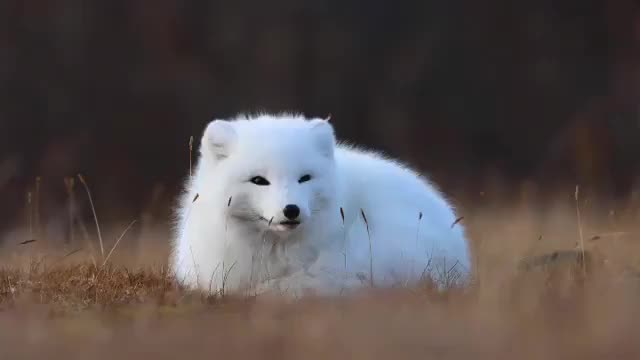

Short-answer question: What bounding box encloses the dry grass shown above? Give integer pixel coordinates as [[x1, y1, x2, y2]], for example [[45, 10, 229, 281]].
[[2, 192, 640, 359]]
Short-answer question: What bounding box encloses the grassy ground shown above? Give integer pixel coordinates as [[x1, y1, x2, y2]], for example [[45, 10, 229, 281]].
[[2, 194, 640, 359]]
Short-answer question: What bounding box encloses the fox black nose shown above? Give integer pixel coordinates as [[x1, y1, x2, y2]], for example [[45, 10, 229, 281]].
[[283, 204, 300, 220]]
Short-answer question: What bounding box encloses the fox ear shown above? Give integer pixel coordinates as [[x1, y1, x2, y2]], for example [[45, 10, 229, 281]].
[[309, 118, 336, 158], [202, 120, 237, 161]]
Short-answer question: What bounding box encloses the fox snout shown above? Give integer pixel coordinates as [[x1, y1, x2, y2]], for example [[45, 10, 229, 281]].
[[282, 204, 300, 220]]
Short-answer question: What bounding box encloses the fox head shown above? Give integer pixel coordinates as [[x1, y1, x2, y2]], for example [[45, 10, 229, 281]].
[[197, 113, 337, 237]]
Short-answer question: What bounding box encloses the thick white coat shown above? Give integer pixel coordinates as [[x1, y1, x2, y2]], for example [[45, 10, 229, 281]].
[[171, 113, 471, 296]]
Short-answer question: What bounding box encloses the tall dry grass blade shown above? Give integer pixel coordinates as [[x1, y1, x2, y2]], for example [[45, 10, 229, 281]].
[[34, 176, 41, 244], [77, 174, 105, 258], [49, 248, 83, 267], [101, 220, 137, 267], [575, 185, 587, 276], [62, 247, 83, 259], [64, 177, 76, 244], [222, 261, 237, 298], [208, 263, 221, 296], [222, 196, 233, 296], [451, 216, 464, 228], [26, 191, 33, 240], [407, 211, 424, 286], [360, 208, 374, 287], [189, 136, 194, 178], [340, 207, 347, 271]]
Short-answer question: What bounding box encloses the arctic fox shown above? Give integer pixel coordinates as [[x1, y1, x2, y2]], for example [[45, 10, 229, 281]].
[[171, 113, 471, 296]]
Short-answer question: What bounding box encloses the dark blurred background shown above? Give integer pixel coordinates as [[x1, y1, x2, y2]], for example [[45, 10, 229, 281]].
[[2, 0, 640, 245]]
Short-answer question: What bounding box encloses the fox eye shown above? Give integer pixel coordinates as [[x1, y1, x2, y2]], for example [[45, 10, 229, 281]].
[[298, 174, 312, 183], [250, 176, 270, 186]]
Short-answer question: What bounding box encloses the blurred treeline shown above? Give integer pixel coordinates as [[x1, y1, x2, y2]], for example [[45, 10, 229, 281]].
[[1, 0, 640, 241]]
